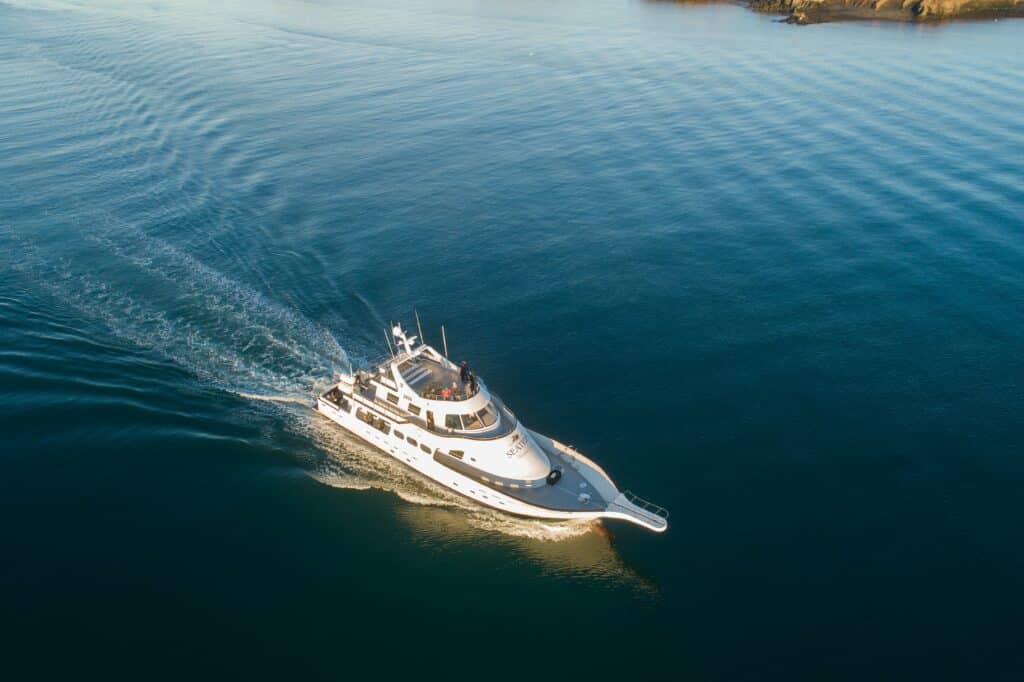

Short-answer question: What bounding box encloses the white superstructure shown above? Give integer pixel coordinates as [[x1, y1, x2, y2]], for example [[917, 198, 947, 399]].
[[314, 323, 668, 532]]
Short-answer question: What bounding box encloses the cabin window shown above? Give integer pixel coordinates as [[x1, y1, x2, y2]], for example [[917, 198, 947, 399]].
[[407, 437, 417, 446], [376, 420, 390, 435], [387, 392, 399, 405], [445, 414, 462, 430], [420, 444, 431, 454], [449, 450, 464, 460], [394, 430, 404, 440], [476, 403, 497, 427], [407, 404, 421, 416], [462, 411, 483, 430]]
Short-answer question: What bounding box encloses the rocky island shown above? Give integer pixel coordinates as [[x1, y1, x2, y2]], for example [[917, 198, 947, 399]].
[[670, 0, 1024, 24]]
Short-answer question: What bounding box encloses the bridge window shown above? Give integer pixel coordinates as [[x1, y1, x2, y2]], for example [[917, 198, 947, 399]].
[[387, 392, 399, 405], [445, 414, 462, 430], [407, 404, 421, 416], [476, 403, 497, 427]]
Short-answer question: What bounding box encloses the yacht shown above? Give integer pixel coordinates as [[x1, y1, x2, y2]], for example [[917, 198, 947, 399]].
[[314, 323, 668, 532]]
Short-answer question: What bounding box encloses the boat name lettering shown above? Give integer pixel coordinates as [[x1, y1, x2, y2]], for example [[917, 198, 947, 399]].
[[505, 439, 527, 459]]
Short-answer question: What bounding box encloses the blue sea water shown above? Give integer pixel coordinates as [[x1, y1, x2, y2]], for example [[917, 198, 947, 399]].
[[1, 0, 1023, 679]]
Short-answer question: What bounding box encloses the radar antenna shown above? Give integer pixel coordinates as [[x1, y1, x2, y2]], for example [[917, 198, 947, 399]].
[[391, 323, 417, 356]]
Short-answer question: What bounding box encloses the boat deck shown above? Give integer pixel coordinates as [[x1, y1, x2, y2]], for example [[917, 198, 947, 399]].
[[434, 437, 609, 513], [499, 458, 608, 512], [398, 356, 478, 400]]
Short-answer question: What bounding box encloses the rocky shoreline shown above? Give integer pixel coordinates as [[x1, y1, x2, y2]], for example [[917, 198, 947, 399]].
[[668, 0, 1024, 24]]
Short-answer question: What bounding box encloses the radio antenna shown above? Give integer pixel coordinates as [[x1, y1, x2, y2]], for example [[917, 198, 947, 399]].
[[415, 309, 425, 346], [384, 327, 395, 359], [441, 325, 449, 359]]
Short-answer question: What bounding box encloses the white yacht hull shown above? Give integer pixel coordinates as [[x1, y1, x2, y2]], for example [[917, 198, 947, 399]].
[[314, 395, 667, 532]]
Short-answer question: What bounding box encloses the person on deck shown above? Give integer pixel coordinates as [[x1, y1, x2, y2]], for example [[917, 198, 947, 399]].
[[459, 361, 469, 384], [469, 372, 478, 395]]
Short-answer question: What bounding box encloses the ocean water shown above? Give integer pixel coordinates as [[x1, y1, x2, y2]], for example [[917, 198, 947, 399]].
[[2, 0, 1023, 678]]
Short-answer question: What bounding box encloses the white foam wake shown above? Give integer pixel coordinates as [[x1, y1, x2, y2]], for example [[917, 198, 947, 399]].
[[3, 217, 348, 405], [230, 391, 313, 407]]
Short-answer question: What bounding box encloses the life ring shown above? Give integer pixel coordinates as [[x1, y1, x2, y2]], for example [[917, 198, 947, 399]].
[[546, 469, 562, 486]]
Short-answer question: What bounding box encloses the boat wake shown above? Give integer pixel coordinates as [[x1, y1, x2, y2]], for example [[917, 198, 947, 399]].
[[230, 391, 313, 407], [3, 216, 346, 401]]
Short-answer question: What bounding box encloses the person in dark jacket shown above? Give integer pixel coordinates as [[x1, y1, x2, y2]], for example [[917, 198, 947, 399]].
[[459, 360, 469, 383]]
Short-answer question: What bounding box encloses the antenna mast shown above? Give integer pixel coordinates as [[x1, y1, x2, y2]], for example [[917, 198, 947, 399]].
[[384, 327, 395, 359], [415, 309, 425, 345], [441, 325, 449, 359]]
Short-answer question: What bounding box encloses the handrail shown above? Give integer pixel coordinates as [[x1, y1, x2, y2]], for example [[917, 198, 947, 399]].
[[622, 490, 669, 520]]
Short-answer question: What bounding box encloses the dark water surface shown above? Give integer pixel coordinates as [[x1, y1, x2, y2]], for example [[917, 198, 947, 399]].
[[2, 0, 1023, 679]]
